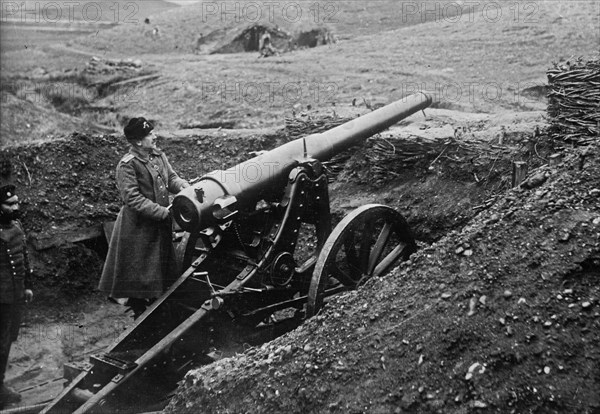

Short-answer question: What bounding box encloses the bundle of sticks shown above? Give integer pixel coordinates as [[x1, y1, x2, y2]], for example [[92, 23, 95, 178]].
[[547, 56, 600, 144], [284, 115, 511, 182], [365, 135, 514, 181], [284, 115, 348, 140], [367, 136, 468, 177]]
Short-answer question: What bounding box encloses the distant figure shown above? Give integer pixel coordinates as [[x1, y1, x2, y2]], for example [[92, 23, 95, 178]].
[[152, 26, 160, 40], [258, 32, 278, 58], [316, 31, 326, 46], [325, 31, 337, 45], [144, 17, 150, 24]]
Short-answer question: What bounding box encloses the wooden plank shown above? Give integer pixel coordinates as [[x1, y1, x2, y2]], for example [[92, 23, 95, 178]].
[[511, 161, 528, 188]]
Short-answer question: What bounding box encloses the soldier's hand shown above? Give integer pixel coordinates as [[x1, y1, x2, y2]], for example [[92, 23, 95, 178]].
[[24, 289, 33, 303], [164, 208, 173, 225]]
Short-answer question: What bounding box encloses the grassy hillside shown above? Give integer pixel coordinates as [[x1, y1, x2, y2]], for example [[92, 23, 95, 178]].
[[0, 0, 177, 52], [2, 0, 177, 23], [82, 1, 599, 130], [1, 1, 598, 145], [70, 0, 466, 54]]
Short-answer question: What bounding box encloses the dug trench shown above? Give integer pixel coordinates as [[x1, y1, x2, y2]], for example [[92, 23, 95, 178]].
[[0, 108, 591, 411]]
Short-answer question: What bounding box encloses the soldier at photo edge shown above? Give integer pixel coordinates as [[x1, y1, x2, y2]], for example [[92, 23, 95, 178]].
[[98, 117, 190, 319], [0, 161, 33, 409]]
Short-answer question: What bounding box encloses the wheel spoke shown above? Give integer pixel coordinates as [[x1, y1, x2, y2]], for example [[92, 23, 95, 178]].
[[359, 219, 376, 274], [344, 232, 359, 269], [332, 263, 354, 286], [367, 222, 392, 275], [307, 204, 417, 319], [373, 242, 406, 276]]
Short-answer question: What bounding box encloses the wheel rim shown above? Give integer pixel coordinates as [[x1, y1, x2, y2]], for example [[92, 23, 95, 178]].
[[306, 204, 416, 318]]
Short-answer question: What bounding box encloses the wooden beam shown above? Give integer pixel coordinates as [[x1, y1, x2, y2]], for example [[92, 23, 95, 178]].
[[511, 161, 528, 188]]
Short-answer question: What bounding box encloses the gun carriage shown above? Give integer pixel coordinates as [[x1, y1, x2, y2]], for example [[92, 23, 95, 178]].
[[40, 92, 432, 413]]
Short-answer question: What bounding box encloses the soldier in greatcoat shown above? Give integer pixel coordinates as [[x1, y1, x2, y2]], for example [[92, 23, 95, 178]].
[[0, 172, 33, 409], [98, 118, 189, 318]]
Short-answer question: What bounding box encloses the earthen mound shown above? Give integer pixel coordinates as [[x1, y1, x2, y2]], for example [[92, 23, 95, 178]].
[[211, 24, 292, 54], [209, 24, 335, 54]]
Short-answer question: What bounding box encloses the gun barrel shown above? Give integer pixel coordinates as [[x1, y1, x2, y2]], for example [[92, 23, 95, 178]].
[[173, 92, 432, 232]]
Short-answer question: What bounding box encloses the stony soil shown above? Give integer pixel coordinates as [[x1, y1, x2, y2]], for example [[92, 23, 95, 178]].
[[166, 142, 600, 414], [0, 0, 598, 413]]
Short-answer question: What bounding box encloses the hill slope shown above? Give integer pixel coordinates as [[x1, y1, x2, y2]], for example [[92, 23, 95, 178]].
[[62, 1, 600, 133], [3, 0, 177, 22], [167, 141, 600, 413], [1, 1, 598, 145]]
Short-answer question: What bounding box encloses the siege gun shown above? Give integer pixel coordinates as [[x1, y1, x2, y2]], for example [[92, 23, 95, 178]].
[[41, 92, 432, 413]]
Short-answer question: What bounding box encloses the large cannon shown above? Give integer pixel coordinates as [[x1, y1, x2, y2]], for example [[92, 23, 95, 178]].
[[40, 92, 432, 414]]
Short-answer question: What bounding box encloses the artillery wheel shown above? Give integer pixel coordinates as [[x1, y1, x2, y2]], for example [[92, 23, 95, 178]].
[[306, 204, 416, 318]]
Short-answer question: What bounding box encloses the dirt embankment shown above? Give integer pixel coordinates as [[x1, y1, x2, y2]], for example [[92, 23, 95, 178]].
[[166, 141, 600, 413], [0, 130, 278, 304]]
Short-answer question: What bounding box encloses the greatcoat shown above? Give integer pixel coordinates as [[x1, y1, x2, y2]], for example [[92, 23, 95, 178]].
[[0, 220, 30, 304], [98, 146, 189, 299], [1, 219, 32, 383]]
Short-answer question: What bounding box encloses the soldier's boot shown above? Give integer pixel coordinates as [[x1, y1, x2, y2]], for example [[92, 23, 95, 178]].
[[125, 298, 149, 320]]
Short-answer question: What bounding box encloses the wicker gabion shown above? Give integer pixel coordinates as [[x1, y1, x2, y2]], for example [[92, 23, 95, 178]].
[[547, 56, 600, 144], [284, 115, 508, 184]]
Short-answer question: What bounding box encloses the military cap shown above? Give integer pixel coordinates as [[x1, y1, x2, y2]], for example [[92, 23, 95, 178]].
[[124, 117, 154, 141], [0, 157, 15, 203], [0, 184, 16, 203]]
